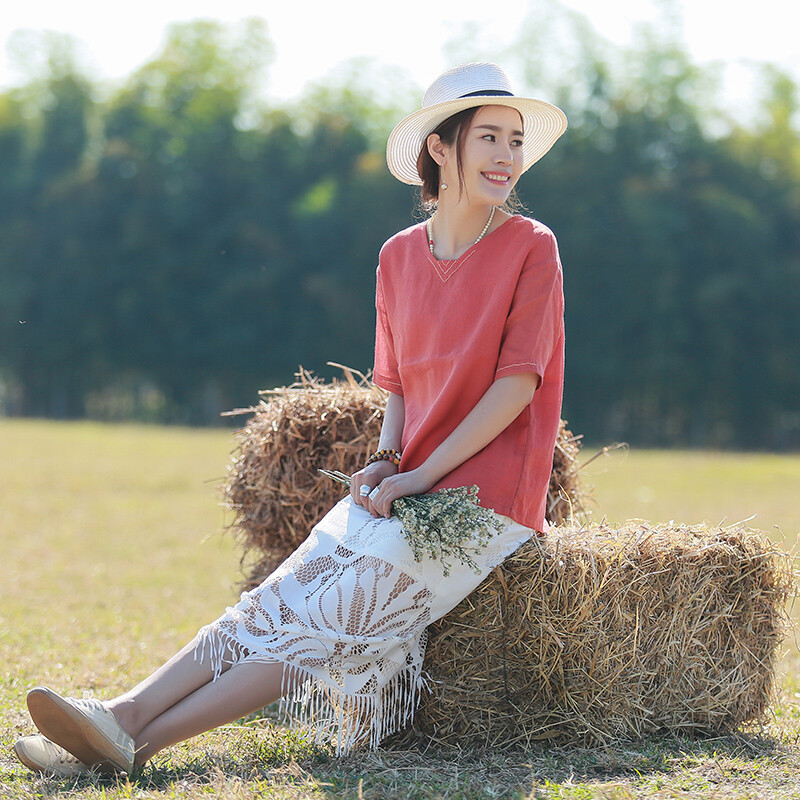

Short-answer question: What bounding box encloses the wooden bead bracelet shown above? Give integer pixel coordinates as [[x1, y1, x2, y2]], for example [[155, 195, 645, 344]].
[[366, 448, 402, 467]]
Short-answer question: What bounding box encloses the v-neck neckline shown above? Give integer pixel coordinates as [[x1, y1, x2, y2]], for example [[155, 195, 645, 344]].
[[422, 215, 518, 283]]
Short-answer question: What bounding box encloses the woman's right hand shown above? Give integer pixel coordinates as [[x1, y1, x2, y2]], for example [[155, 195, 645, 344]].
[[350, 460, 399, 516]]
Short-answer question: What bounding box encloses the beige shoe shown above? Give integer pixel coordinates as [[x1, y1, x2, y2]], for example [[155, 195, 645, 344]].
[[13, 735, 89, 777], [27, 687, 135, 773]]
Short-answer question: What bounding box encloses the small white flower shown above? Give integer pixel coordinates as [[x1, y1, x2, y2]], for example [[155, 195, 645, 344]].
[[319, 470, 501, 575]]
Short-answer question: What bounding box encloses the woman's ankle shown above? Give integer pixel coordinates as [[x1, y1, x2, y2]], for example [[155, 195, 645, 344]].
[[105, 696, 142, 739]]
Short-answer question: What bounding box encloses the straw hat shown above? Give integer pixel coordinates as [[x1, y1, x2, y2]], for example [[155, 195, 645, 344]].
[[386, 62, 568, 186]]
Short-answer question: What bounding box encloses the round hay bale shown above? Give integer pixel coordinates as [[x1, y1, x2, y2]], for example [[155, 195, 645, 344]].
[[400, 521, 795, 747], [224, 369, 587, 588]]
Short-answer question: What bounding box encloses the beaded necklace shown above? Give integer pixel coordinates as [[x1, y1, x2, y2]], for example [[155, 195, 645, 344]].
[[427, 206, 496, 257]]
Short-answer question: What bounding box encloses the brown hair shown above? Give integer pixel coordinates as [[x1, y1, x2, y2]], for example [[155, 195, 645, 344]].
[[415, 106, 524, 213], [416, 107, 479, 209]]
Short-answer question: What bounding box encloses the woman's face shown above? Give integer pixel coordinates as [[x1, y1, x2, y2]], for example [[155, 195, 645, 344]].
[[448, 105, 525, 206]]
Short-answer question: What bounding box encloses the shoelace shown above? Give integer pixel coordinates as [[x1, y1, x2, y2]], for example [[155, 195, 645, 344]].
[[40, 739, 80, 766], [72, 698, 104, 713], [69, 698, 135, 758], [57, 750, 80, 766]]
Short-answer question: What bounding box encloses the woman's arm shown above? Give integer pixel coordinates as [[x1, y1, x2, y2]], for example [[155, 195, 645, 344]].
[[376, 390, 405, 452], [367, 372, 538, 518], [350, 391, 405, 514]]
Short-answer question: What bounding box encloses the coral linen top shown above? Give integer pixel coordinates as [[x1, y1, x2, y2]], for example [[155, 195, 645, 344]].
[[372, 215, 565, 533]]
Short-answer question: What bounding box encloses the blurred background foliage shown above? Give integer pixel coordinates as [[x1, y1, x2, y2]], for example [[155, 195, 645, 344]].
[[0, 8, 798, 448]]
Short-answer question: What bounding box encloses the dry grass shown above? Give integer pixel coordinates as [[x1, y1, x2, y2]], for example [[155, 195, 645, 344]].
[[406, 521, 795, 748]]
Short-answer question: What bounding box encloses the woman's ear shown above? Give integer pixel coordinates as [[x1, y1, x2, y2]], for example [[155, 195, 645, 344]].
[[427, 133, 448, 167]]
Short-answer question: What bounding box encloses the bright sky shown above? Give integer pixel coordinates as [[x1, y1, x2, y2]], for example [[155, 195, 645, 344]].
[[2, 0, 798, 117]]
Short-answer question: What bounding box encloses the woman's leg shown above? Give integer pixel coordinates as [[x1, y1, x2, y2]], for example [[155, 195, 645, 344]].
[[101, 634, 287, 767], [130, 660, 286, 766], [104, 639, 220, 739]]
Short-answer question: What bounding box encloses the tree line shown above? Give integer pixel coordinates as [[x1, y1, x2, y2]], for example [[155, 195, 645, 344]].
[[1, 16, 798, 448]]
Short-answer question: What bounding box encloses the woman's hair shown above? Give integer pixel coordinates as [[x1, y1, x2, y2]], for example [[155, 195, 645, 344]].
[[417, 107, 478, 208], [416, 106, 524, 213]]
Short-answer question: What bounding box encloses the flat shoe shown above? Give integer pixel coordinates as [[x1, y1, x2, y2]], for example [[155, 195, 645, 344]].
[[26, 687, 135, 773], [13, 734, 89, 777]]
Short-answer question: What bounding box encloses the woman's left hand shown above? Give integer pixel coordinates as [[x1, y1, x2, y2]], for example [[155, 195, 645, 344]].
[[367, 467, 434, 518]]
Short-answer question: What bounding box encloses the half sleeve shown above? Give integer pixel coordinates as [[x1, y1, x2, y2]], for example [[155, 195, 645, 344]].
[[495, 233, 564, 384], [372, 266, 403, 394]]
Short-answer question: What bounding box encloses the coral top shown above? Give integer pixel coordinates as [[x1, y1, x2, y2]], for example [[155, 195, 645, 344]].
[[373, 215, 565, 533]]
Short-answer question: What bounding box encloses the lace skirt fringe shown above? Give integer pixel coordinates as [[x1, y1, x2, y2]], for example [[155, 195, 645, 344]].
[[192, 623, 428, 755]]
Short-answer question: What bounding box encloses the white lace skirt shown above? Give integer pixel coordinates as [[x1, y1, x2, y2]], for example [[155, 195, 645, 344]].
[[193, 496, 533, 753]]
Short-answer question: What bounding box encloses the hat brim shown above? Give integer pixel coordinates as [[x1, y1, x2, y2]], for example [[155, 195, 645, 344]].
[[386, 96, 568, 186]]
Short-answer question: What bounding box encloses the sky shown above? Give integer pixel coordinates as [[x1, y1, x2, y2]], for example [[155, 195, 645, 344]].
[[1, 0, 798, 117]]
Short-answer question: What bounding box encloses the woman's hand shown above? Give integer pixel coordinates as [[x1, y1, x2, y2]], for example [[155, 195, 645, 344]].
[[350, 460, 399, 515], [351, 391, 406, 516], [363, 467, 434, 518]]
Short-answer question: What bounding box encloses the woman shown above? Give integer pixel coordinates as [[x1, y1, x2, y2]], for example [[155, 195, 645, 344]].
[[14, 62, 567, 776]]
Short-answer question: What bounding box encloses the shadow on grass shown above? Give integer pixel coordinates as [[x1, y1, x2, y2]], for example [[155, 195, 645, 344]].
[[8, 723, 797, 799], [365, 728, 798, 792]]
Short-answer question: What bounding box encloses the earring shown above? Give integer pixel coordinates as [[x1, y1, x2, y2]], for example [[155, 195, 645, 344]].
[[440, 182, 448, 190]]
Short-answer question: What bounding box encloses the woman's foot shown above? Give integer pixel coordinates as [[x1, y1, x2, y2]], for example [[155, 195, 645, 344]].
[[13, 735, 90, 777], [26, 687, 135, 773]]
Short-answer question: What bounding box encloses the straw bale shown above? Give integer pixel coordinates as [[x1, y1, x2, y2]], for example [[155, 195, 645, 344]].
[[400, 520, 795, 747], [224, 369, 587, 587], [224, 368, 384, 581]]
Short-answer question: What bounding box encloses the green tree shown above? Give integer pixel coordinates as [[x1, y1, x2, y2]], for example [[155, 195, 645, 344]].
[[1, 12, 798, 446], [0, 33, 96, 417]]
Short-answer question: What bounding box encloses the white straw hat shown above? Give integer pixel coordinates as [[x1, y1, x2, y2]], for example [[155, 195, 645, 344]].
[[386, 62, 568, 186]]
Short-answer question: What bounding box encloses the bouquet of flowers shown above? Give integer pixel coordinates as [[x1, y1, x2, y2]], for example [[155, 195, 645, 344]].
[[319, 470, 504, 576]]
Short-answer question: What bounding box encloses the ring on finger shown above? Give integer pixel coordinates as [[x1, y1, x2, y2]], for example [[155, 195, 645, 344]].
[[359, 485, 371, 497], [369, 486, 380, 500]]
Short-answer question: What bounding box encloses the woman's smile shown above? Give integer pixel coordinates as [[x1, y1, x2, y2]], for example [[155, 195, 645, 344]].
[[482, 171, 512, 186]]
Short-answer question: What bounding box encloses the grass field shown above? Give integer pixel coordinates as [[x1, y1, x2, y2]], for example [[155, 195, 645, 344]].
[[1, 419, 798, 799], [581, 444, 800, 544]]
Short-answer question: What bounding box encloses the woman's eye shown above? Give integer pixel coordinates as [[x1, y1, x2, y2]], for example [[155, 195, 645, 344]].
[[482, 134, 496, 142], [512, 139, 524, 147]]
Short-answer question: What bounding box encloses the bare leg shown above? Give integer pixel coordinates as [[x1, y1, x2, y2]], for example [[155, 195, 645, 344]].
[[131, 660, 286, 766], [98, 633, 288, 767], [104, 639, 218, 739]]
